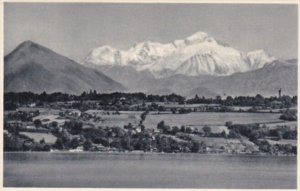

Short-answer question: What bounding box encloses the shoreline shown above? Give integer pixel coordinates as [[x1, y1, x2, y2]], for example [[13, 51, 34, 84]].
[[3, 151, 297, 157]]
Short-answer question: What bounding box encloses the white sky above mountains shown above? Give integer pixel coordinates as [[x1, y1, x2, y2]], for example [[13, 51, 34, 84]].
[[4, 3, 298, 62]]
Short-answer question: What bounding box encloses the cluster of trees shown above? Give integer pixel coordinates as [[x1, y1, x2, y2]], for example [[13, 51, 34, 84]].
[[157, 121, 200, 135], [5, 110, 39, 122], [227, 123, 297, 141], [5, 92, 74, 109], [256, 139, 297, 155], [187, 94, 297, 107], [7, 91, 297, 112], [5, 116, 208, 153], [50, 123, 185, 152], [280, 109, 297, 121], [226, 123, 297, 154], [5, 91, 186, 110], [4, 132, 51, 152], [157, 120, 229, 139]]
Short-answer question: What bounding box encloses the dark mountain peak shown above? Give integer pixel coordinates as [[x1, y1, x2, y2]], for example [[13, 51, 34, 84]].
[[5, 40, 48, 61], [4, 41, 126, 94], [16, 40, 43, 51], [5, 40, 78, 71], [20, 40, 35, 46], [20, 40, 53, 53]]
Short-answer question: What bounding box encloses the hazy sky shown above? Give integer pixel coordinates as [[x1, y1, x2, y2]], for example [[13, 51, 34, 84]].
[[4, 3, 298, 62]]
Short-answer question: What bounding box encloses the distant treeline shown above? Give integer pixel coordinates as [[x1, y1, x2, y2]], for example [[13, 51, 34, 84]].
[[187, 94, 297, 107], [5, 91, 184, 103], [4, 91, 297, 109]]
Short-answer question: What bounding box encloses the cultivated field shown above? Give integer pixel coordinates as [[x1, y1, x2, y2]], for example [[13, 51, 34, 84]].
[[144, 112, 282, 129]]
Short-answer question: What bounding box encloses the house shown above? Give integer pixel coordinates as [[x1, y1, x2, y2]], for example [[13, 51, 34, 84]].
[[92, 144, 107, 152], [6, 120, 23, 127], [69, 146, 84, 152], [25, 125, 37, 131], [65, 109, 81, 118]]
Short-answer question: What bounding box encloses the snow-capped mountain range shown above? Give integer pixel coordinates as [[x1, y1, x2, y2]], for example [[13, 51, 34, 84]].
[[83, 31, 275, 78], [4, 40, 297, 96]]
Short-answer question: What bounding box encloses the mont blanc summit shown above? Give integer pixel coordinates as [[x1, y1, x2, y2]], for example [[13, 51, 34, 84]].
[[84, 31, 276, 78]]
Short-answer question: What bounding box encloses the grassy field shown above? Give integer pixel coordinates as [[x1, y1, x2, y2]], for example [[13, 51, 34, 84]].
[[98, 115, 141, 128], [18, 107, 61, 115], [266, 139, 297, 146], [19, 132, 57, 144], [144, 112, 282, 129], [32, 114, 67, 125], [262, 121, 297, 130], [190, 135, 240, 145]]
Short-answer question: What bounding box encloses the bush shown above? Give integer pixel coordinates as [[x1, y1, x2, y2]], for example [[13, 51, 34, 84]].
[[280, 109, 297, 121]]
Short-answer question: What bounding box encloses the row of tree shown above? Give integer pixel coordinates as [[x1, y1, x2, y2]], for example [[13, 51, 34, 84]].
[[5, 91, 297, 111], [187, 94, 297, 107]]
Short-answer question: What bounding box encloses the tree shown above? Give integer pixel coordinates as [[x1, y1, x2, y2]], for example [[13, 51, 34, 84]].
[[172, 126, 180, 135], [281, 95, 292, 108], [292, 96, 297, 105], [140, 111, 148, 123], [186, 127, 192, 134], [34, 119, 42, 127], [140, 125, 145, 132], [258, 140, 271, 153], [216, 95, 222, 104], [51, 121, 58, 129], [194, 94, 200, 101], [121, 137, 133, 151], [180, 126, 186, 133], [83, 140, 93, 151], [70, 138, 80, 149], [124, 123, 133, 130], [280, 109, 297, 121], [158, 136, 171, 153], [255, 94, 265, 106], [202, 126, 212, 137], [40, 138, 46, 144], [276, 130, 283, 140], [191, 141, 200, 153], [171, 108, 177, 114], [157, 120, 165, 130], [53, 138, 64, 150], [221, 130, 227, 138], [225, 96, 234, 106], [225, 121, 233, 127]]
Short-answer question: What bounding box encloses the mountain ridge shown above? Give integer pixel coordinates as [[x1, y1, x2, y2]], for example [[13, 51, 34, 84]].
[[4, 40, 297, 98], [5, 41, 126, 94], [83, 31, 276, 77]]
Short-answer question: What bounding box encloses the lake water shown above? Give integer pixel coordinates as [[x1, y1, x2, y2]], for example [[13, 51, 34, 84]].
[[144, 112, 282, 128], [4, 152, 296, 188]]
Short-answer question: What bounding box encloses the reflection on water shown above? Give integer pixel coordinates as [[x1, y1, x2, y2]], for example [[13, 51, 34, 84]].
[[4, 152, 297, 188]]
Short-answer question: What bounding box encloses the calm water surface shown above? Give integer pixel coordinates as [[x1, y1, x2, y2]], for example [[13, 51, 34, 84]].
[[4, 152, 296, 188]]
